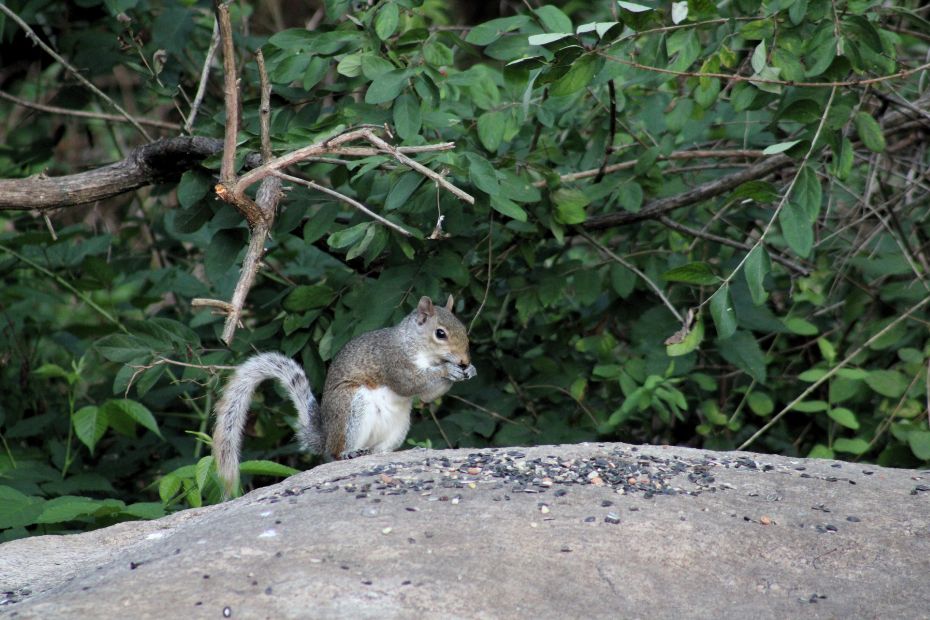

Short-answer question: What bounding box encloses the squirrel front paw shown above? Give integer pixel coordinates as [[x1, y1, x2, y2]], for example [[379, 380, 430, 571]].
[[446, 362, 477, 382]]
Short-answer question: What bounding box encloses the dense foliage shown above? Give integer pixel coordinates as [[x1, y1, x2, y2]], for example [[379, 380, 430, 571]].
[[1, 0, 929, 540]]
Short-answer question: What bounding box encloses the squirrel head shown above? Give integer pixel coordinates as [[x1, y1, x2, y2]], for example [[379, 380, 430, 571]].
[[413, 295, 471, 368]]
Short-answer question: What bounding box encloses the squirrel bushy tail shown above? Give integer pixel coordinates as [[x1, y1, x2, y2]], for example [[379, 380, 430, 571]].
[[213, 352, 321, 496]]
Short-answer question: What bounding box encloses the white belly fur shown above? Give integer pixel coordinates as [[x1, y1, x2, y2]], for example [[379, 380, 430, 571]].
[[352, 385, 413, 453]]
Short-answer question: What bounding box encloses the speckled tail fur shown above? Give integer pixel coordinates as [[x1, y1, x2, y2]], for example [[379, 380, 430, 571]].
[[213, 352, 321, 497]]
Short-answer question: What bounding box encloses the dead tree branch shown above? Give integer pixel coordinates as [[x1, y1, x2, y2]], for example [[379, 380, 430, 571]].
[[583, 154, 791, 229], [0, 137, 226, 210]]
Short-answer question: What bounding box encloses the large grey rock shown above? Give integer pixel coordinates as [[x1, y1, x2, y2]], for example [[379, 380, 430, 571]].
[[1, 443, 928, 619]]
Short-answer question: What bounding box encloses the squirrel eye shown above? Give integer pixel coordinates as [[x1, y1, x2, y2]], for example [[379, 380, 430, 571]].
[[435, 328, 447, 340]]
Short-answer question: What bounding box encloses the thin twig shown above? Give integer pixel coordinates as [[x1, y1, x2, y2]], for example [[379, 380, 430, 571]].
[[186, 18, 220, 134], [584, 154, 790, 229], [256, 49, 273, 162], [359, 131, 476, 205], [579, 231, 684, 322], [233, 128, 473, 205], [0, 3, 151, 140], [273, 171, 413, 237], [0, 89, 180, 130], [0, 242, 128, 333], [446, 394, 539, 431], [426, 403, 452, 448], [523, 383, 599, 427], [658, 215, 811, 275], [601, 51, 930, 88], [539, 149, 766, 187], [594, 80, 617, 184], [697, 87, 837, 313], [469, 214, 494, 333], [738, 294, 930, 451]]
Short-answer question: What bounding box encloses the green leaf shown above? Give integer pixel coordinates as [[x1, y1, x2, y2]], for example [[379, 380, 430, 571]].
[[617, 1, 653, 12], [833, 437, 870, 455], [195, 455, 214, 491], [336, 52, 362, 77], [385, 172, 423, 210], [239, 460, 301, 477], [666, 318, 704, 357], [552, 188, 590, 224], [710, 284, 737, 339], [73, 406, 109, 454], [477, 110, 507, 153], [807, 444, 834, 459], [864, 369, 907, 398], [779, 201, 813, 258], [783, 317, 818, 335], [329, 222, 370, 249], [790, 400, 829, 412], [793, 165, 822, 223], [717, 330, 767, 383], [36, 496, 102, 524], [828, 407, 860, 430], [284, 285, 335, 312], [466, 16, 531, 46], [751, 41, 766, 73], [106, 399, 163, 438], [365, 69, 408, 105], [748, 392, 774, 416], [95, 334, 151, 363], [908, 431, 930, 460], [490, 196, 528, 222], [534, 5, 573, 32], [0, 486, 45, 529], [374, 2, 399, 40], [661, 262, 718, 286], [762, 140, 801, 155], [743, 245, 769, 305], [855, 112, 886, 153], [550, 55, 599, 97], [159, 474, 182, 503], [392, 93, 421, 140], [618, 182, 643, 213]]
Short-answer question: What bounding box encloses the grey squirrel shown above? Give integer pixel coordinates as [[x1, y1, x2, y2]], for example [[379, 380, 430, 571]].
[[212, 295, 476, 496]]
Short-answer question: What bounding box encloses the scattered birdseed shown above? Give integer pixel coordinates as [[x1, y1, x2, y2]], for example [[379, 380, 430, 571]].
[[381, 527, 392, 535], [223, 606, 232, 617], [846, 516, 861, 522], [604, 513, 621, 525]]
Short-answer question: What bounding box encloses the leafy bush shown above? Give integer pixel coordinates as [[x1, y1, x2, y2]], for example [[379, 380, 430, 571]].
[[1, 0, 929, 540]]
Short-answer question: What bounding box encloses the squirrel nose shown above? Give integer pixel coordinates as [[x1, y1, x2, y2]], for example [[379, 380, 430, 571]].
[[459, 356, 471, 368]]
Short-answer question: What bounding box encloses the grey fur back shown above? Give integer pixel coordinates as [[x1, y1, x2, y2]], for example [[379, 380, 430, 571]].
[[212, 352, 321, 496]]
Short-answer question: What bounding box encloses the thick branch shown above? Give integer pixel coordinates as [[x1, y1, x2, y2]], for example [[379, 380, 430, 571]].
[[583, 154, 791, 229], [0, 137, 226, 210]]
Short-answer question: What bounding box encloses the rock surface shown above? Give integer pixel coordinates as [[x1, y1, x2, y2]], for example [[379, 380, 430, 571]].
[[1, 442, 929, 619]]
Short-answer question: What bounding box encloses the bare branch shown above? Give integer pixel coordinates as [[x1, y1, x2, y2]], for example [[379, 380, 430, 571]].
[[0, 2, 152, 140], [0, 90, 180, 130], [584, 154, 791, 229], [535, 149, 766, 187], [216, 2, 239, 186], [578, 230, 684, 322], [185, 18, 221, 134], [657, 215, 811, 275], [0, 137, 226, 211], [274, 172, 413, 237], [234, 128, 473, 205]]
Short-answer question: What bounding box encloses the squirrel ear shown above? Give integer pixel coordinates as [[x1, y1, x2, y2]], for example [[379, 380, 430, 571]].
[[445, 295, 454, 311], [416, 296, 435, 325]]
